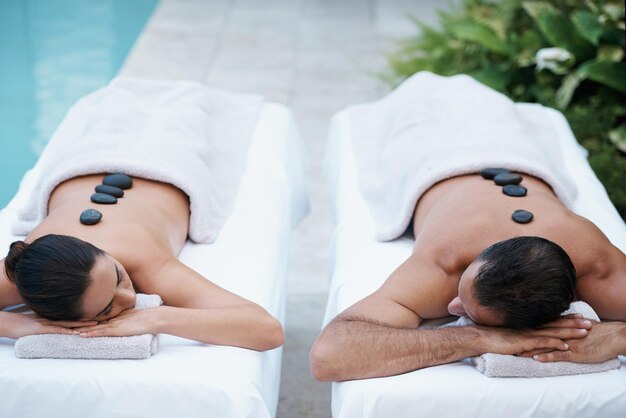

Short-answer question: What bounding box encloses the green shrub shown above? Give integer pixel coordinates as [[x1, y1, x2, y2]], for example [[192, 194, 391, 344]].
[[386, 0, 626, 219]]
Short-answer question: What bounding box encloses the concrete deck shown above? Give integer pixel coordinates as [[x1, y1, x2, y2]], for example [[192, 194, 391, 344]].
[[120, 1, 444, 416]]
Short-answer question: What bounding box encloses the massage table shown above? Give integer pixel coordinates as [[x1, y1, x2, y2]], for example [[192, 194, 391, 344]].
[[324, 106, 626, 418], [0, 103, 309, 418]]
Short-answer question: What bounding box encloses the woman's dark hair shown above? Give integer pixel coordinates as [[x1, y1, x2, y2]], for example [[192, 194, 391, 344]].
[[4, 234, 104, 320], [473, 236, 576, 329]]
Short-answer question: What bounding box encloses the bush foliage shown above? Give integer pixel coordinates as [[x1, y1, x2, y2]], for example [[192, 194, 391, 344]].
[[386, 0, 626, 219]]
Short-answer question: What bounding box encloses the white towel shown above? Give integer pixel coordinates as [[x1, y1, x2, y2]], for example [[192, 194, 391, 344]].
[[348, 71, 578, 241], [11, 77, 263, 243], [14, 293, 162, 360], [451, 301, 621, 377]]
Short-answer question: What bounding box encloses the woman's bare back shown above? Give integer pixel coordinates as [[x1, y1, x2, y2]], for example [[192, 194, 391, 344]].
[[28, 174, 190, 274]]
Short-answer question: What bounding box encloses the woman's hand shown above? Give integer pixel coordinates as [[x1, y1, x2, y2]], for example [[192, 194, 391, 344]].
[[74, 307, 161, 338], [0, 311, 97, 339]]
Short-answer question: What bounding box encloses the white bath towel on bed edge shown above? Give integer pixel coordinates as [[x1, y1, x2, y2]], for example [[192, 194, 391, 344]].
[[348, 71, 578, 241], [11, 77, 263, 243]]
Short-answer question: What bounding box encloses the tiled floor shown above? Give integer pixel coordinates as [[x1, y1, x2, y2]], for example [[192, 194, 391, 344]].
[[121, 1, 445, 416]]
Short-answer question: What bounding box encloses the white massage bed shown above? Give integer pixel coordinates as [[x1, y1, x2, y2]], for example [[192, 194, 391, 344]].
[[324, 107, 626, 418], [0, 103, 309, 418]]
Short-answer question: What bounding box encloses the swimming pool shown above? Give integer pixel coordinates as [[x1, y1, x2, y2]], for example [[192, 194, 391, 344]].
[[0, 0, 157, 209]]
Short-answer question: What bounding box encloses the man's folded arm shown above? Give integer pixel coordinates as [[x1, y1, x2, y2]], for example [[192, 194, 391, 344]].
[[309, 254, 584, 382], [310, 308, 483, 381], [309, 300, 583, 382]]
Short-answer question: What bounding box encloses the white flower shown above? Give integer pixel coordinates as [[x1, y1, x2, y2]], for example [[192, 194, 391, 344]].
[[535, 47, 575, 74]]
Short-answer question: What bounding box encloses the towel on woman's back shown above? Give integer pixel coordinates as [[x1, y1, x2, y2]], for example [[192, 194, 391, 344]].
[[449, 301, 621, 377], [14, 294, 162, 360], [347, 71, 578, 241], [11, 77, 263, 243]]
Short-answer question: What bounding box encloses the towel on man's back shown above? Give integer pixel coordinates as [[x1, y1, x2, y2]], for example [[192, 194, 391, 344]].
[[14, 293, 162, 360], [347, 71, 579, 241], [450, 301, 621, 377], [11, 77, 263, 243]]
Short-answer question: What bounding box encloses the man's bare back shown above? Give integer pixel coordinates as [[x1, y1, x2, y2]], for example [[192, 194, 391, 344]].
[[411, 173, 626, 321], [311, 172, 626, 381]]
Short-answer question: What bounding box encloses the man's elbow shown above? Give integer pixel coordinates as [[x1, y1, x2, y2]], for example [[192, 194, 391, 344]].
[[310, 336, 343, 382]]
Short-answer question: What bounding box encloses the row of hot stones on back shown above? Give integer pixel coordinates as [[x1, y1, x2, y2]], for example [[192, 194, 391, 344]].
[[79, 170, 532, 226], [480, 168, 533, 224], [79, 174, 133, 226]]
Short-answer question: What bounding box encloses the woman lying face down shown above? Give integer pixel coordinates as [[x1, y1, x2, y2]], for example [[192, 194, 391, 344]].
[[1, 232, 283, 351], [0, 172, 286, 351], [4, 235, 136, 322]]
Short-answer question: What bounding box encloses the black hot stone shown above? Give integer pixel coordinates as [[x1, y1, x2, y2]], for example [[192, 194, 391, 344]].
[[90, 193, 117, 204], [95, 184, 124, 198], [512, 209, 533, 224], [480, 168, 511, 180], [103, 173, 133, 190], [494, 173, 522, 186], [502, 184, 527, 197], [79, 209, 102, 225]]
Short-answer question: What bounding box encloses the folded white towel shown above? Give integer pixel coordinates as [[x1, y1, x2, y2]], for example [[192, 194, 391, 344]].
[[11, 77, 263, 243], [453, 301, 621, 377], [14, 293, 162, 360], [347, 71, 579, 241]]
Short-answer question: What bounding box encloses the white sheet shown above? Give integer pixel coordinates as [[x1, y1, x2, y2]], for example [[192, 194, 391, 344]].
[[324, 107, 626, 418], [0, 103, 309, 418]]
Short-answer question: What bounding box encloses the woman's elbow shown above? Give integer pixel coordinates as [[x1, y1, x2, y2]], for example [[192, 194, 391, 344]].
[[263, 316, 285, 350], [251, 312, 284, 351]]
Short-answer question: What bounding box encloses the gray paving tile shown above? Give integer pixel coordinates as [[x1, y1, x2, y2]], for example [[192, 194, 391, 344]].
[[123, 1, 448, 416], [121, 0, 227, 80], [276, 293, 332, 418], [208, 72, 292, 103], [303, 0, 373, 20]]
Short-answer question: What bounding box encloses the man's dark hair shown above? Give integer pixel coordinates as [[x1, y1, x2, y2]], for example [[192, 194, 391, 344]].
[[4, 234, 103, 320], [473, 236, 576, 329]]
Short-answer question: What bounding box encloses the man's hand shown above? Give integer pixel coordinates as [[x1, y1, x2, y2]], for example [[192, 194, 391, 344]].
[[516, 314, 594, 357], [477, 315, 592, 356], [0, 311, 97, 339], [74, 307, 160, 338], [532, 321, 626, 363]]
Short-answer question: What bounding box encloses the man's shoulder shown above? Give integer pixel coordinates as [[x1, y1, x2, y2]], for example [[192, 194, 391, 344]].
[[550, 211, 617, 271], [411, 238, 476, 276]]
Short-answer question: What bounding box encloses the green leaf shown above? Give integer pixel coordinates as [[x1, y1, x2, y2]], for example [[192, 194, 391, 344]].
[[579, 60, 626, 94], [555, 71, 586, 109], [521, 1, 556, 20], [518, 29, 544, 50], [597, 44, 625, 61], [530, 83, 557, 106], [447, 20, 510, 55], [609, 123, 626, 153], [602, 2, 625, 21], [535, 10, 595, 59], [471, 67, 511, 91], [572, 11, 603, 45]]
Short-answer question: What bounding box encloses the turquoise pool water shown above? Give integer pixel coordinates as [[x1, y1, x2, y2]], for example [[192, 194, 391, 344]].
[[0, 0, 157, 209]]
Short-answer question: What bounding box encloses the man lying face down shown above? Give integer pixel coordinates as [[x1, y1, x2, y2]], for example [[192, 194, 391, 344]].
[[447, 236, 576, 329], [310, 172, 626, 382]]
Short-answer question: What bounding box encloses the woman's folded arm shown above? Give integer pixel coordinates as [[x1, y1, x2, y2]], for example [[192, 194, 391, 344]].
[[75, 256, 284, 351]]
